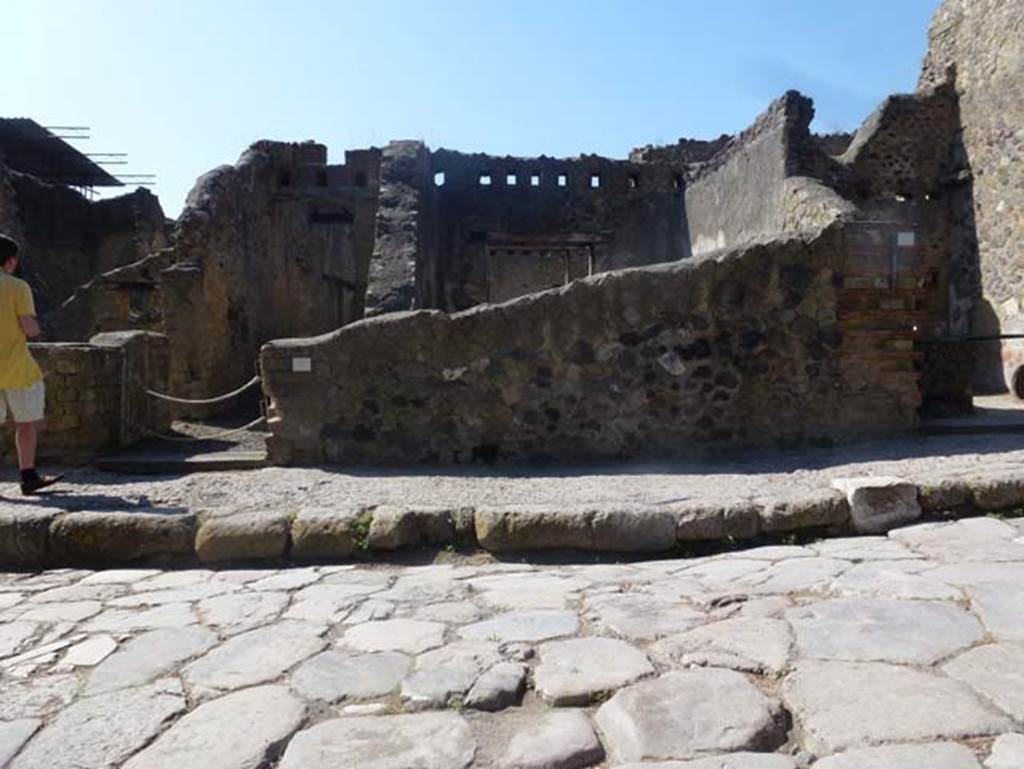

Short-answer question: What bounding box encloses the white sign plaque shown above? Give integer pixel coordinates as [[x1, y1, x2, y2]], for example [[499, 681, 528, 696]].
[[292, 357, 312, 373]]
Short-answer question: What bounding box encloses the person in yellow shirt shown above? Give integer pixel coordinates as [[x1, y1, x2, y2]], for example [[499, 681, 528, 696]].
[[1, 234, 62, 494]]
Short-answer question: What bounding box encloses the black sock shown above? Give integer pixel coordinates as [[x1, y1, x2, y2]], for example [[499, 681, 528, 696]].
[[20, 468, 39, 483]]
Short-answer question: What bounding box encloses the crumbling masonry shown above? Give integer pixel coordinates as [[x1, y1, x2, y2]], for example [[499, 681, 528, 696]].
[[1, 0, 1020, 464]]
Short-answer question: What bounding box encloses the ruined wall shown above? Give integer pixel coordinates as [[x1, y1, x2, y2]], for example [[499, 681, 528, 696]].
[[365, 141, 429, 315], [262, 222, 920, 466], [50, 142, 381, 401], [0, 332, 170, 464], [684, 92, 824, 255], [419, 149, 689, 311], [45, 250, 177, 340], [920, 0, 1024, 392], [838, 84, 959, 201], [629, 136, 732, 166], [167, 141, 381, 398], [0, 163, 168, 312]]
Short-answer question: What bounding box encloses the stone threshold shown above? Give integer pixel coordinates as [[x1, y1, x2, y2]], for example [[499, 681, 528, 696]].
[[1, 473, 1023, 569]]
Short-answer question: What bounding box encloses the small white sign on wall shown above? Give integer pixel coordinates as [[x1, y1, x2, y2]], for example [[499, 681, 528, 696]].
[[897, 231, 916, 247], [292, 357, 312, 373]]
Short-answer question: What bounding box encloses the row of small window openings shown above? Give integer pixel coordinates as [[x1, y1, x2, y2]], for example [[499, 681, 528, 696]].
[[432, 172, 620, 189], [434, 172, 680, 190]]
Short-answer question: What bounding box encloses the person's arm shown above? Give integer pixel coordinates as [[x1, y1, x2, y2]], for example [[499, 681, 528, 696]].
[[15, 281, 40, 338], [19, 314, 41, 339]]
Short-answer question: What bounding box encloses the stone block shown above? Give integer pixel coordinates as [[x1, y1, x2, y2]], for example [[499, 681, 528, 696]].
[[450, 507, 477, 546], [760, 490, 849, 532], [367, 506, 420, 550], [195, 510, 289, 562], [290, 506, 365, 560], [475, 507, 585, 551], [0, 508, 55, 567], [413, 508, 460, 545], [675, 502, 761, 542], [590, 508, 677, 551], [475, 506, 675, 552], [49, 511, 196, 565], [970, 475, 1024, 512], [595, 669, 786, 762], [366, 506, 459, 550], [919, 479, 973, 513], [831, 476, 921, 534]]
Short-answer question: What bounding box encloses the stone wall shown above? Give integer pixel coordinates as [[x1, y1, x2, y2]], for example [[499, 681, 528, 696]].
[[684, 92, 820, 255], [45, 250, 177, 340], [0, 163, 169, 312], [417, 148, 689, 312], [365, 141, 429, 316], [0, 331, 170, 464], [838, 84, 959, 201], [49, 141, 381, 402], [262, 222, 921, 466], [920, 0, 1024, 392], [628, 135, 732, 166], [166, 141, 380, 398]]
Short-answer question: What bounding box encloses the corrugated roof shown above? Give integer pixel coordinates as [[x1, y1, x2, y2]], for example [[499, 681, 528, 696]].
[[0, 118, 123, 187]]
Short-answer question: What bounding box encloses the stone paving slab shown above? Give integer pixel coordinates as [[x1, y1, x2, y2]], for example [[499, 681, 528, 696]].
[[1, 519, 1024, 767], [4, 432, 1024, 567]]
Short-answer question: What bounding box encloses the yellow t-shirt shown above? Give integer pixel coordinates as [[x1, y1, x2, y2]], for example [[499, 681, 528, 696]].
[[0, 273, 43, 389]]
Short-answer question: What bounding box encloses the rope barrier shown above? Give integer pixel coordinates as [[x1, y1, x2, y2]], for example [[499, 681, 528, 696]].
[[136, 415, 268, 443], [144, 375, 262, 406]]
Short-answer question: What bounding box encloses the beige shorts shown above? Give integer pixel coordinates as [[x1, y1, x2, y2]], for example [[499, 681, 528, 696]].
[[0, 381, 46, 423]]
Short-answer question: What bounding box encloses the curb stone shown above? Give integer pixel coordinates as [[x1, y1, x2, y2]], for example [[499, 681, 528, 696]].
[[3, 474, 1024, 568], [831, 476, 921, 534], [290, 505, 367, 560], [760, 490, 849, 532], [969, 475, 1024, 512], [368, 506, 463, 550], [195, 510, 290, 562], [49, 511, 196, 564], [0, 509, 56, 566], [475, 506, 676, 552], [675, 501, 762, 542], [918, 479, 974, 514]]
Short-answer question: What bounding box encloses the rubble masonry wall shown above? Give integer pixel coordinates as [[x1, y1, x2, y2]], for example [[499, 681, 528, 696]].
[[261, 222, 920, 465]]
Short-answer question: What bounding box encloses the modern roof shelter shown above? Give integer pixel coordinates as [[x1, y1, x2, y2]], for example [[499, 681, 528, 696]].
[[0, 118, 123, 188]]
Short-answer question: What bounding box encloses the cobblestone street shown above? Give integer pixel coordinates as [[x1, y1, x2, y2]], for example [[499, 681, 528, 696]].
[[2, 515, 1024, 768]]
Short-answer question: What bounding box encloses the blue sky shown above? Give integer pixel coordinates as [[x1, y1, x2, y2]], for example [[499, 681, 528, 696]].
[[2, 0, 938, 217]]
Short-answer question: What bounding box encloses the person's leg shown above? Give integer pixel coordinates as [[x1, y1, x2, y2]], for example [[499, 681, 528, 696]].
[[10, 382, 62, 494], [14, 421, 37, 470]]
